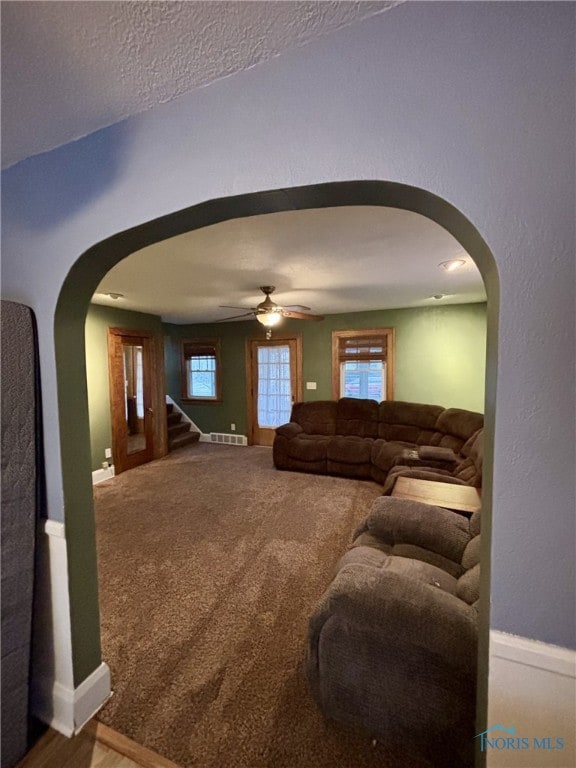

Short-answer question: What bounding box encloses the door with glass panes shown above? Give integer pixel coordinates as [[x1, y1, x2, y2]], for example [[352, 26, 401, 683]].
[[247, 337, 302, 446]]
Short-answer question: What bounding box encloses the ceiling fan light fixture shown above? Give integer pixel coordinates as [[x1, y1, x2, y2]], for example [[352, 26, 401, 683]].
[[257, 312, 282, 328], [439, 259, 466, 272]]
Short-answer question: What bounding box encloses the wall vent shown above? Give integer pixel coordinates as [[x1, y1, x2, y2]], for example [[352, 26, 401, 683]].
[[209, 432, 248, 446]]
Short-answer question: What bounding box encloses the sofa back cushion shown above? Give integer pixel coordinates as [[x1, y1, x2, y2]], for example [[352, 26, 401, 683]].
[[454, 430, 484, 486], [456, 532, 481, 605], [456, 564, 480, 605], [435, 408, 484, 449], [377, 401, 445, 443], [461, 534, 481, 571], [454, 458, 482, 487], [335, 398, 379, 438], [291, 401, 337, 435]]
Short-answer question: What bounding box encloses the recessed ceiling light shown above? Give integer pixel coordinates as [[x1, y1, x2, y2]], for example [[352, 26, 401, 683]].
[[431, 294, 445, 300], [106, 292, 124, 300], [439, 259, 466, 272]]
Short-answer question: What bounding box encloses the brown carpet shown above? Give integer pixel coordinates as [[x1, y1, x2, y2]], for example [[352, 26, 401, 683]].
[[94, 443, 431, 768]]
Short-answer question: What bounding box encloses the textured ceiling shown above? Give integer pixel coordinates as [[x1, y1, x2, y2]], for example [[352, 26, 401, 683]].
[[93, 206, 486, 324], [1, 0, 398, 168], [3, 1, 485, 321]]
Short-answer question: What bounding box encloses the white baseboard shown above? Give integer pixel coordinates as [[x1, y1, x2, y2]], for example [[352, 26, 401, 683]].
[[34, 662, 111, 737], [92, 465, 115, 484], [485, 630, 576, 766], [31, 521, 112, 737]]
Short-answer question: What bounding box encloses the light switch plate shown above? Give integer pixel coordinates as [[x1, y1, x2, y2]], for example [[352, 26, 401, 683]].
[[306, 382, 317, 390]]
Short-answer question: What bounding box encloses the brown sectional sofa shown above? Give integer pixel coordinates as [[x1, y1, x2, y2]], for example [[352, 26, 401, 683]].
[[273, 398, 484, 485]]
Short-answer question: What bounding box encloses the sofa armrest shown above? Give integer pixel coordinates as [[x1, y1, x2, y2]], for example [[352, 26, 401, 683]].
[[418, 445, 458, 463], [309, 566, 477, 671], [354, 496, 471, 563], [275, 422, 303, 438]]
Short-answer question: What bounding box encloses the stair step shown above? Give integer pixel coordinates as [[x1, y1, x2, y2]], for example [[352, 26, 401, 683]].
[[166, 402, 174, 414], [167, 411, 182, 426], [168, 421, 192, 438], [169, 431, 200, 450]]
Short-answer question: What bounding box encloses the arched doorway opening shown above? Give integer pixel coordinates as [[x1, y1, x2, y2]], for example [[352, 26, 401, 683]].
[[55, 178, 499, 746]]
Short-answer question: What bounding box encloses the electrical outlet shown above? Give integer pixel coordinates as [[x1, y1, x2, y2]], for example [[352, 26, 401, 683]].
[[231, 423, 236, 431], [105, 448, 112, 459], [101, 461, 109, 470]]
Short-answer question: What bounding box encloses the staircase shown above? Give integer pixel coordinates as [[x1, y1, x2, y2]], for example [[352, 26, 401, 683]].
[[166, 402, 201, 451]]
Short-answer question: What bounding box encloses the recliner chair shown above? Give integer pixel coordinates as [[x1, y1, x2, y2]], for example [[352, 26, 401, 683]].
[[305, 496, 481, 767]]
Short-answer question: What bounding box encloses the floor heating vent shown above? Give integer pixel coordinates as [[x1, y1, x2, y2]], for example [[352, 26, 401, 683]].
[[210, 432, 248, 446]]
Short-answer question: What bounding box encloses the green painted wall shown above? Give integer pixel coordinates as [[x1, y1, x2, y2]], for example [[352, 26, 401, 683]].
[[164, 302, 487, 436], [85, 303, 164, 471]]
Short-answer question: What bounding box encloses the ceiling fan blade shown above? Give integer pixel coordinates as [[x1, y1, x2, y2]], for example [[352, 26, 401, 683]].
[[281, 310, 324, 321], [216, 312, 255, 322], [282, 304, 311, 311], [219, 305, 256, 310]]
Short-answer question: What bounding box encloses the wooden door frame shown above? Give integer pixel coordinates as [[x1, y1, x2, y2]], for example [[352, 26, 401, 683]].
[[108, 327, 168, 473], [245, 333, 303, 446]]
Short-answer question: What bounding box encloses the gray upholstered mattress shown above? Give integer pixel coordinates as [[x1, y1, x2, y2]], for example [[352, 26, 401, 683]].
[[1, 301, 39, 767]]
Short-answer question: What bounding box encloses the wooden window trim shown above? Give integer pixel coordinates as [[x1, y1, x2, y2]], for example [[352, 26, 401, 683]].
[[331, 328, 395, 401], [180, 337, 222, 403]]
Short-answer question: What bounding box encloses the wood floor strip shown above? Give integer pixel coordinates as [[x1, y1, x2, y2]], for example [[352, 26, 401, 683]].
[[85, 721, 181, 768], [17, 720, 181, 768]]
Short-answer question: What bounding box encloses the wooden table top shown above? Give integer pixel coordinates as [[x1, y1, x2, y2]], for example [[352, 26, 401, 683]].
[[392, 477, 481, 514]]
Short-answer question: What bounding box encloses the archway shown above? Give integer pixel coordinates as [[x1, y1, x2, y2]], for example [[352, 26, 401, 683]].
[[55, 178, 498, 725]]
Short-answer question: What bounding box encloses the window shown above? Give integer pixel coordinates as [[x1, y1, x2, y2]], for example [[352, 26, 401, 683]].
[[181, 339, 221, 401], [332, 329, 394, 401], [256, 344, 292, 427]]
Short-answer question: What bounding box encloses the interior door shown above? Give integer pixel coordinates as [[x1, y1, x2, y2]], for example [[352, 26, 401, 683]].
[[108, 328, 157, 473], [247, 336, 302, 446]]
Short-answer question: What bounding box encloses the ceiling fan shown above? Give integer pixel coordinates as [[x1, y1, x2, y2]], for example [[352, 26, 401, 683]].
[[219, 287, 324, 335]]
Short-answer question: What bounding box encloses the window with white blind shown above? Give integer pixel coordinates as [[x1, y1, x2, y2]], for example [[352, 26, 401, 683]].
[[331, 329, 395, 401], [181, 339, 222, 401]]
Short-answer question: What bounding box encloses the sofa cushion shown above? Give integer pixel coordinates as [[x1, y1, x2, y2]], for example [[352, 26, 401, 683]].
[[377, 401, 444, 442], [327, 435, 374, 464], [327, 435, 375, 479], [418, 445, 458, 463], [336, 547, 458, 595], [352, 532, 463, 578], [454, 457, 482, 487], [291, 401, 338, 435], [371, 439, 415, 473], [469, 510, 482, 538], [435, 408, 484, 443], [287, 434, 330, 462], [335, 398, 379, 438], [456, 563, 480, 605], [461, 534, 481, 571], [387, 543, 463, 579], [358, 496, 472, 565], [461, 428, 482, 458]]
